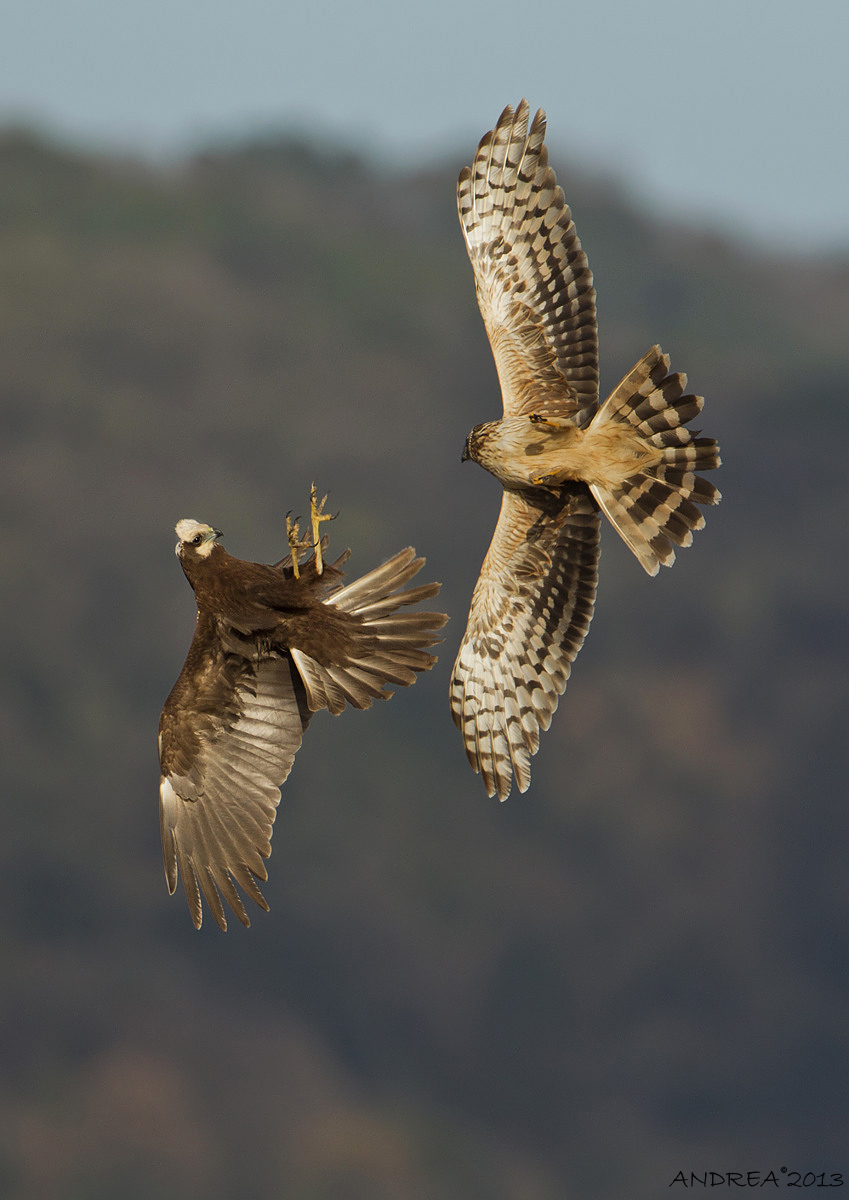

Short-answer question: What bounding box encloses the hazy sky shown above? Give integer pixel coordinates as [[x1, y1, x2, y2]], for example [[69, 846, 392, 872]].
[[3, 0, 847, 251]]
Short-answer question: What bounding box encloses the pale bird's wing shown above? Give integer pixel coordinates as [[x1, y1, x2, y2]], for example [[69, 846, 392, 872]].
[[159, 623, 310, 930], [458, 99, 599, 423], [450, 486, 600, 801]]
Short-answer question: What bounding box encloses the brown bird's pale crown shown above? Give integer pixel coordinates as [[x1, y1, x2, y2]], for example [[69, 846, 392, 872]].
[[160, 499, 447, 930], [174, 518, 221, 558], [451, 101, 721, 802]]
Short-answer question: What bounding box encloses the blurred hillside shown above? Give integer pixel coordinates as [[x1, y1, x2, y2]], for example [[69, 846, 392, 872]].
[[1, 125, 848, 1199]]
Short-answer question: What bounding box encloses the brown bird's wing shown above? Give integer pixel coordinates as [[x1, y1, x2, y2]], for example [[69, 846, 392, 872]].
[[458, 100, 599, 423], [159, 617, 311, 931], [450, 486, 600, 801]]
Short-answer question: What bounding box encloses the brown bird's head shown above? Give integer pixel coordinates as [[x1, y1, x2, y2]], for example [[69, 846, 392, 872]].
[[174, 519, 223, 561]]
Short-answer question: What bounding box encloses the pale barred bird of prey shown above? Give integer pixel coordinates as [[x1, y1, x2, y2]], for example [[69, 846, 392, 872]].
[[159, 491, 447, 929], [450, 101, 721, 801]]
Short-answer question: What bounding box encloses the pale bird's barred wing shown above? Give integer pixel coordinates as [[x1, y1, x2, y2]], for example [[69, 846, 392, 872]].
[[159, 638, 310, 930], [458, 100, 599, 424], [450, 486, 600, 801]]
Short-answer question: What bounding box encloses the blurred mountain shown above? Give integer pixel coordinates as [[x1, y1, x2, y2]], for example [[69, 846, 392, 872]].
[[1, 125, 848, 1199]]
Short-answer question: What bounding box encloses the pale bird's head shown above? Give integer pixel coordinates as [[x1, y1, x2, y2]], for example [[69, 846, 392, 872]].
[[461, 422, 492, 465], [174, 519, 223, 559]]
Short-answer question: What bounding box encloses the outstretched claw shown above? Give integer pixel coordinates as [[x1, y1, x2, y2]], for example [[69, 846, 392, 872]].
[[310, 482, 335, 575], [285, 512, 311, 580]]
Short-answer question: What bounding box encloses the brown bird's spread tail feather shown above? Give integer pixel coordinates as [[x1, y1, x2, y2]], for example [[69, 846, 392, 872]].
[[290, 548, 448, 715], [588, 345, 721, 575]]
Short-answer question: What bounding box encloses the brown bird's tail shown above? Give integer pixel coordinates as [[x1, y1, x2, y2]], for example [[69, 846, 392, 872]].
[[290, 548, 448, 714], [587, 345, 721, 575]]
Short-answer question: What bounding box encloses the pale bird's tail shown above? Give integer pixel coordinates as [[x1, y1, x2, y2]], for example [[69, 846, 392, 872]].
[[290, 548, 448, 714], [588, 345, 721, 575]]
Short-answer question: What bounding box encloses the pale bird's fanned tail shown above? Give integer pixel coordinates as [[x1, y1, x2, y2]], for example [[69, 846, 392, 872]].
[[290, 548, 447, 715], [588, 345, 721, 575]]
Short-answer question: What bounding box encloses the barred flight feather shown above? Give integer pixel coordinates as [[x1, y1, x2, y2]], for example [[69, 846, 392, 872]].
[[458, 99, 599, 424], [450, 488, 599, 801]]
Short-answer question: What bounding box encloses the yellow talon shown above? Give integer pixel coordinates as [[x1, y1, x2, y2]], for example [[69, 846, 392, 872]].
[[285, 512, 310, 579], [530, 471, 562, 488], [310, 482, 335, 575], [529, 413, 570, 431]]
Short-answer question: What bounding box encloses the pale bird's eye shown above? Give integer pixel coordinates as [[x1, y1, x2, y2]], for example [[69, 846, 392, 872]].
[[191, 534, 202, 546]]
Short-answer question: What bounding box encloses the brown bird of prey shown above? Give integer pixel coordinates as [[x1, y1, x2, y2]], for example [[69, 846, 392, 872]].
[[450, 101, 721, 801], [159, 488, 447, 929]]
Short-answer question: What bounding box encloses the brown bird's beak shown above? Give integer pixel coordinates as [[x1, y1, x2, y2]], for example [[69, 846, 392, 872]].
[[461, 442, 470, 463]]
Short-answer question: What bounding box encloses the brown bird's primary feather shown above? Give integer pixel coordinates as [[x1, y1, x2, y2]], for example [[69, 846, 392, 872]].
[[452, 101, 721, 801], [159, 517, 447, 930]]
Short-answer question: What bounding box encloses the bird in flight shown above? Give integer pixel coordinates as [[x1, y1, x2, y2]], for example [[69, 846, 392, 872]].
[[450, 100, 720, 801], [159, 486, 447, 929]]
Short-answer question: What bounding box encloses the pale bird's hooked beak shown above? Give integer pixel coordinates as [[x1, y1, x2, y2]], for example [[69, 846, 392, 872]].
[[212, 528, 223, 540]]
